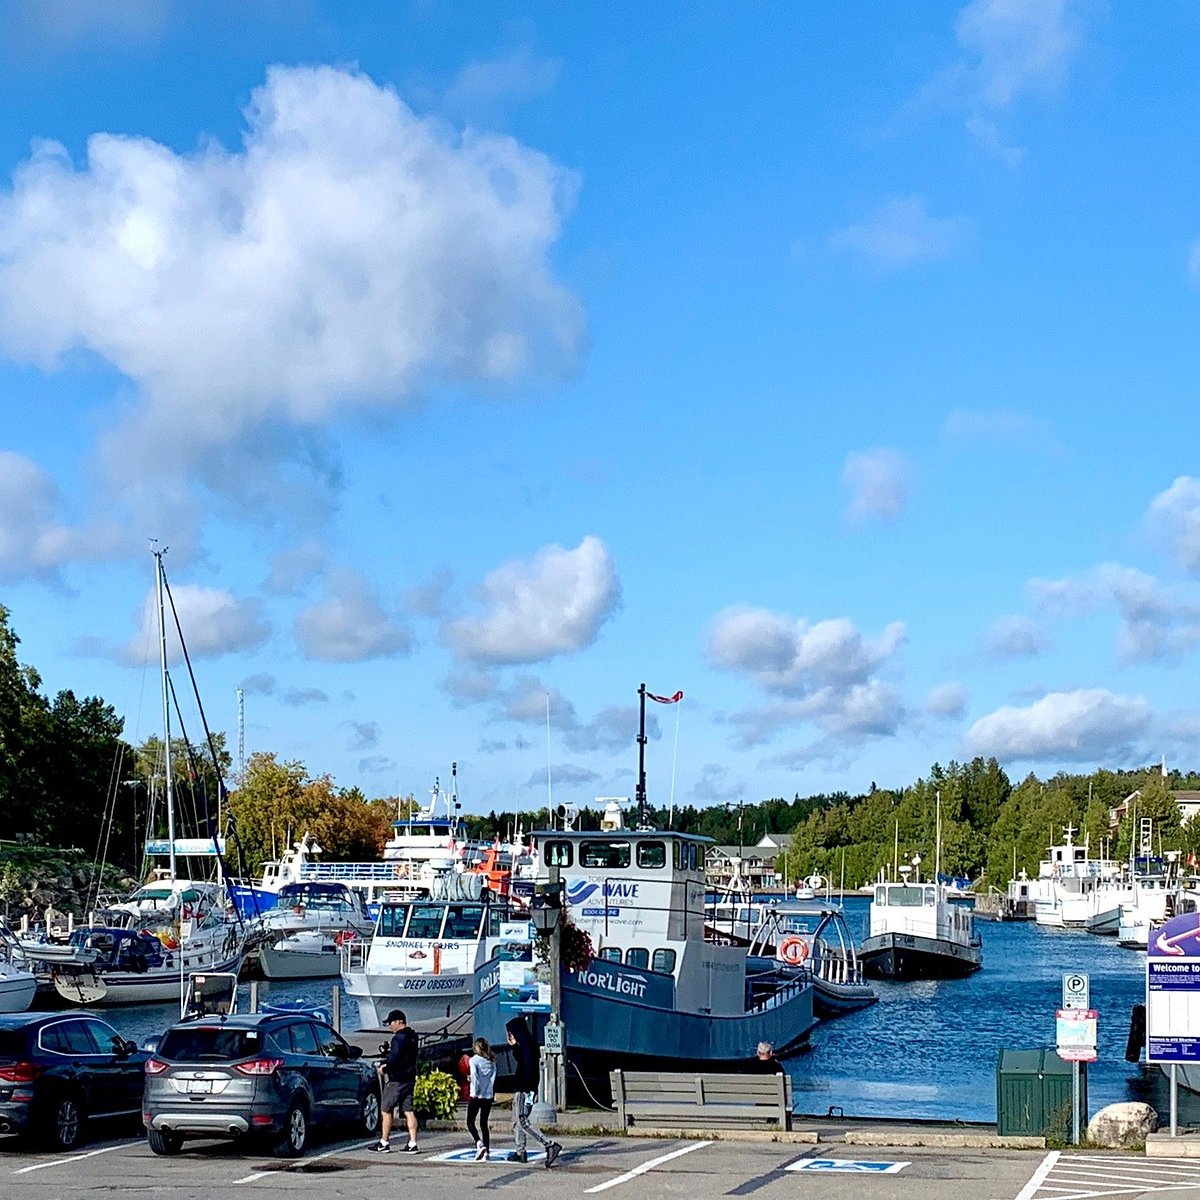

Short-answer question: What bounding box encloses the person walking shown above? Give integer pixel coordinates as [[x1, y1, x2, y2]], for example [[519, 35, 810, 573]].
[[505, 1017, 562, 1168], [368, 1009, 420, 1154], [467, 1036, 497, 1161]]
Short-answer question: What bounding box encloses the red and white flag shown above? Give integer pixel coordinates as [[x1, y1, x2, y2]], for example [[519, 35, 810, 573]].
[[646, 689, 684, 704]]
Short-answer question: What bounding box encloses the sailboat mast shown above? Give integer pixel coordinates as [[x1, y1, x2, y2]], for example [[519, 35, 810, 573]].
[[154, 548, 177, 881], [934, 790, 942, 884], [635, 683, 648, 830]]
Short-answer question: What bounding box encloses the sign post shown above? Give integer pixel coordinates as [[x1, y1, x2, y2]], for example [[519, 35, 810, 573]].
[[1145, 911, 1200, 1137], [1056, 981, 1095, 1145]]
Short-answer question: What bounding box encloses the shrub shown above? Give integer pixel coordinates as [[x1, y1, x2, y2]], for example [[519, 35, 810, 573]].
[[413, 1069, 459, 1119]]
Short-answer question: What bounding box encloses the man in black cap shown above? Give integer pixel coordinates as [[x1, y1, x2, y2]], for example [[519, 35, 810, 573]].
[[368, 1009, 420, 1153]]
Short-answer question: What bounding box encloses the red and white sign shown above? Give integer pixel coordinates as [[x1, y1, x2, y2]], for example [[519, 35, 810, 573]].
[[1056, 1007, 1098, 1062]]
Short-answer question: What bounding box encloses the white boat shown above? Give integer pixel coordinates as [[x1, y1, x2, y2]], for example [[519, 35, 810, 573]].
[[259, 929, 349, 979], [341, 872, 506, 1028], [0, 934, 36, 1012], [1032, 827, 1123, 928]]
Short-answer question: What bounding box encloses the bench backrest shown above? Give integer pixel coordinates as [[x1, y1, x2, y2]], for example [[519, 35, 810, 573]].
[[610, 1069, 792, 1129]]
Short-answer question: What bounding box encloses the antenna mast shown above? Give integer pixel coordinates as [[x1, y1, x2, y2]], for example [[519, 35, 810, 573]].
[[636, 683, 648, 830], [153, 544, 177, 882], [237, 688, 245, 786]]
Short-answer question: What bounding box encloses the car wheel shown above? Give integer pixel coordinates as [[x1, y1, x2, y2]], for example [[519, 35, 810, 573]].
[[147, 1127, 183, 1156], [44, 1094, 84, 1151], [359, 1090, 381, 1136], [272, 1100, 309, 1158]]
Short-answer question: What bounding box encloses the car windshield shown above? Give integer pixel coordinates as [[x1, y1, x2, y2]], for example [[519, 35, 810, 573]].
[[158, 1026, 266, 1061]]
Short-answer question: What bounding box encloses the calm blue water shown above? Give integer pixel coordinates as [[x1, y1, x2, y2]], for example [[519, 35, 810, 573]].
[[84, 898, 1194, 1125], [790, 895, 1190, 1123]]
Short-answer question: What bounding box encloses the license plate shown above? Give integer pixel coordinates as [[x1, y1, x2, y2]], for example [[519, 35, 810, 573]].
[[185, 1080, 212, 1093]]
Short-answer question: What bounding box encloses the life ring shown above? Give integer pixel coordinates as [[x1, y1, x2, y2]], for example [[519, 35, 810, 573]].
[[777, 936, 809, 966]]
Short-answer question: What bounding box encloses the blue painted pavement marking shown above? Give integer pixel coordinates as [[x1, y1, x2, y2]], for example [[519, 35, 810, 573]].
[[786, 1158, 910, 1174], [433, 1146, 546, 1164]]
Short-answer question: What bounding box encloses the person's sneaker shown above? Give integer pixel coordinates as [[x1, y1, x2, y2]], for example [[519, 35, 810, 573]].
[[474, 1145, 487, 1161], [402, 1143, 420, 1154], [510, 1150, 528, 1164], [367, 1141, 391, 1153], [545, 1142, 562, 1169], [480, 1149, 489, 1162]]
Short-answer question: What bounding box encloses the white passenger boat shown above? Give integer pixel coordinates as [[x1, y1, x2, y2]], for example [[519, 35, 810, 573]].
[[1033, 828, 1123, 928], [341, 873, 507, 1028]]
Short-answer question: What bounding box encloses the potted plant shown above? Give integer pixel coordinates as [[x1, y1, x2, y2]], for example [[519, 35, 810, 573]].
[[413, 1068, 459, 1127]]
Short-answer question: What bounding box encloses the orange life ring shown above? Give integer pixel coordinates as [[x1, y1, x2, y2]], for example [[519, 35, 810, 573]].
[[777, 936, 809, 966]]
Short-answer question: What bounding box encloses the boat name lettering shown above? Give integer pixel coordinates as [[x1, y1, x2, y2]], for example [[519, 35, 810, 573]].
[[702, 960, 739, 973], [403, 977, 463, 991], [575, 968, 647, 999], [384, 940, 463, 949]]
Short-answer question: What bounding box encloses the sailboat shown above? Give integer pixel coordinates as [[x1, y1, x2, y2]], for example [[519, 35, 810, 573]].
[[30, 549, 246, 1005], [859, 795, 982, 981]]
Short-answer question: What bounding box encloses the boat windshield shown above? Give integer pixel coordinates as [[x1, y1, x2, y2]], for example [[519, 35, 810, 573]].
[[878, 886, 927, 907]]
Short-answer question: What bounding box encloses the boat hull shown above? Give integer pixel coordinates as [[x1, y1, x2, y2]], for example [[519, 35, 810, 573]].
[[342, 968, 476, 1029], [258, 943, 341, 980], [812, 977, 878, 1017], [0, 970, 36, 1013], [859, 932, 981, 980]]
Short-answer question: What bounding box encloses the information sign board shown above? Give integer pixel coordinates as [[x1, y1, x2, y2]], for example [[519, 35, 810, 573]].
[[1055, 1008, 1098, 1062], [1146, 912, 1200, 1063]]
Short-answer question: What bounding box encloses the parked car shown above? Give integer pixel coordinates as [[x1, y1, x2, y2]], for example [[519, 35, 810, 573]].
[[0, 1012, 148, 1149], [143, 1012, 380, 1157]]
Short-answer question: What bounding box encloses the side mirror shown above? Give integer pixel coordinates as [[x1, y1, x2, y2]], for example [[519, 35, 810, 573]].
[[112, 1037, 135, 1059], [328, 1041, 349, 1058], [347, 1045, 363, 1060]]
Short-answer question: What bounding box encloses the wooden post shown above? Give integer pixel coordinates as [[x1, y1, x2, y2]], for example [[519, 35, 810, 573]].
[[249, 980, 259, 1013], [332, 985, 341, 1031]]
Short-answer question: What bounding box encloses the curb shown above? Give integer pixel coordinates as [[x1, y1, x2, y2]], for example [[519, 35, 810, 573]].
[[844, 1130, 1046, 1150]]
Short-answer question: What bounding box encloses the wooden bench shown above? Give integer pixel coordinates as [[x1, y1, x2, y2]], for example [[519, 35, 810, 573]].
[[610, 1070, 793, 1131]]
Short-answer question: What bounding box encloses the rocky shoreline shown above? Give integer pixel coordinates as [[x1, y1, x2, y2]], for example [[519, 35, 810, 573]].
[[0, 843, 137, 928]]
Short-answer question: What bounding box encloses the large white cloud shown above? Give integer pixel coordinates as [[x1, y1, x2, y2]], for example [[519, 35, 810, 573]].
[[122, 581, 268, 664], [964, 688, 1151, 762], [706, 607, 906, 697], [294, 569, 412, 663], [0, 65, 582, 469], [1149, 477, 1200, 573], [443, 536, 620, 665], [982, 614, 1048, 659]]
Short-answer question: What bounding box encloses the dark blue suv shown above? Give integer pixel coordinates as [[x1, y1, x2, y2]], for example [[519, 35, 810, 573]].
[[143, 1012, 380, 1157], [0, 1012, 147, 1149]]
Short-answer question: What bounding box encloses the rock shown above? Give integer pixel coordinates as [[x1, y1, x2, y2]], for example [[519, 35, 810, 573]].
[[1087, 1102, 1158, 1148]]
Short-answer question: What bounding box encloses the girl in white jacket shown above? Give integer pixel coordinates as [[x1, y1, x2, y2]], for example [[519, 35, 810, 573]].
[[467, 1037, 497, 1160]]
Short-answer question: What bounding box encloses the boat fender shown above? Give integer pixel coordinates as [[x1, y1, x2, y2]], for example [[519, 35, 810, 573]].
[[777, 936, 809, 966], [1125, 1003, 1146, 1063]]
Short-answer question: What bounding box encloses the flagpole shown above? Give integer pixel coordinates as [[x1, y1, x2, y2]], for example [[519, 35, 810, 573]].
[[636, 683, 648, 831]]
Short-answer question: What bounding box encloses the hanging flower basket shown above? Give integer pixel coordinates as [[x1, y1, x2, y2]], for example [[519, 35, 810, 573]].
[[536, 912, 594, 974]]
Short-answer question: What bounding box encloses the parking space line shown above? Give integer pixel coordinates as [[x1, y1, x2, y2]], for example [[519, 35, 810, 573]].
[[1015, 1152, 1060, 1200], [232, 1138, 364, 1185], [13, 1143, 133, 1175], [584, 1141, 712, 1194]]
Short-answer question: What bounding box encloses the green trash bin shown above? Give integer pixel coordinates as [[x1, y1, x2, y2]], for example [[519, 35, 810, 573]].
[[996, 1049, 1084, 1137]]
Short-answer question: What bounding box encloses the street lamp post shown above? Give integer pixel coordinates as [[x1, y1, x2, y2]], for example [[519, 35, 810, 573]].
[[529, 867, 564, 1125]]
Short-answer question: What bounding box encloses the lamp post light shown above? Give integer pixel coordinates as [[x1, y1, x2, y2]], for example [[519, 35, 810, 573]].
[[530, 873, 565, 1125]]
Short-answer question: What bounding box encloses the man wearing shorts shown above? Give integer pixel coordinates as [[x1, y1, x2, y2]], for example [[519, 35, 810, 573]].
[[368, 1009, 419, 1153]]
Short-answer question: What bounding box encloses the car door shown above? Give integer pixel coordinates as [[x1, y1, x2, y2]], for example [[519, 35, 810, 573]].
[[313, 1023, 362, 1117], [45, 1020, 109, 1118], [283, 1021, 338, 1124], [81, 1018, 146, 1115]]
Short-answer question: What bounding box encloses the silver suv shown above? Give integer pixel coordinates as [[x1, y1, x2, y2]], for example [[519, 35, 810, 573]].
[[143, 1012, 380, 1156]]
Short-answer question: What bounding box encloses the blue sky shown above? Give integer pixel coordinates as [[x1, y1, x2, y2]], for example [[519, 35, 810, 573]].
[[3, 0, 1200, 817]]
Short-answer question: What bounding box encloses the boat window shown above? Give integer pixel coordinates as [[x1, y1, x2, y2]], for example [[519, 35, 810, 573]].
[[442, 904, 484, 939], [285, 1022, 322, 1056], [544, 841, 573, 867], [637, 841, 666, 869], [738, 908, 752, 923], [377, 905, 410, 937], [406, 904, 446, 939], [688, 844, 699, 871], [875, 886, 886, 905], [599, 947, 622, 962], [581, 841, 631, 869], [924, 888, 935, 906], [652, 948, 676, 973], [626, 947, 649, 968], [885, 886, 924, 907], [487, 908, 509, 937]]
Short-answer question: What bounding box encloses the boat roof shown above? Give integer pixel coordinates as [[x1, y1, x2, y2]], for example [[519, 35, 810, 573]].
[[533, 828, 713, 843]]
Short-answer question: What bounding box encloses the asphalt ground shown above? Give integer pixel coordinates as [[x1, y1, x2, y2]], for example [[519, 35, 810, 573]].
[[8, 1127, 1200, 1200]]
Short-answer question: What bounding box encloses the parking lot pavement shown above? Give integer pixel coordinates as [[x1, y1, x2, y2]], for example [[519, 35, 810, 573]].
[[0, 1130, 1064, 1200]]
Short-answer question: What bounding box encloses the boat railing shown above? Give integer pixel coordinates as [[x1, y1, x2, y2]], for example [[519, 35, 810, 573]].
[[341, 939, 371, 971], [300, 862, 418, 882]]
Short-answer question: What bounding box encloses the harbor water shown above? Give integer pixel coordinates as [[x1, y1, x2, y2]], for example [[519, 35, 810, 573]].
[[90, 894, 1199, 1126]]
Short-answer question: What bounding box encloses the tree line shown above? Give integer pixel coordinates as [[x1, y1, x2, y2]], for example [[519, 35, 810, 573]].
[[4, 604, 1200, 888]]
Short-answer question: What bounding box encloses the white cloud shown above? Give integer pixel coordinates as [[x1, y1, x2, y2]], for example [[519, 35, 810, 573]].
[[443, 535, 620, 665], [0, 450, 126, 582], [122, 582, 268, 665], [830, 197, 969, 271], [442, 49, 561, 119], [1031, 562, 1200, 666], [0, 65, 582, 476], [264, 540, 326, 597], [707, 608, 906, 697], [842, 448, 912, 523], [691, 763, 746, 805], [926, 683, 968, 719], [1149, 477, 1200, 573], [294, 569, 412, 663], [982, 614, 1048, 659], [964, 688, 1151, 762], [955, 0, 1087, 109]]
